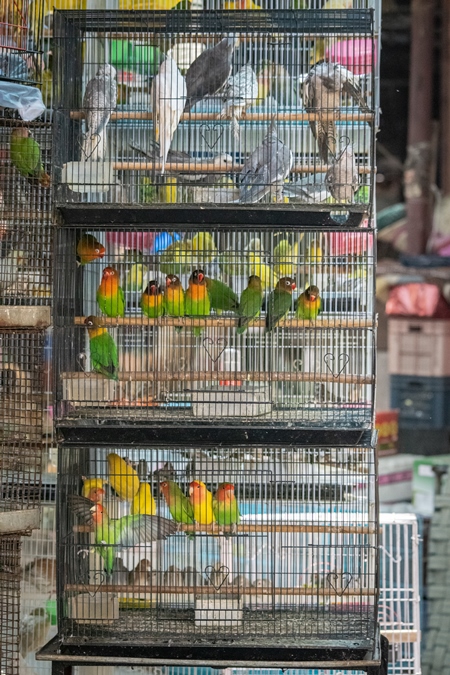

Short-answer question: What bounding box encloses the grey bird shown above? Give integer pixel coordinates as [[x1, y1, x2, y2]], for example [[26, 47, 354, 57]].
[[184, 36, 239, 111], [81, 64, 117, 161], [325, 140, 359, 203], [218, 64, 258, 139], [240, 121, 293, 203], [20, 607, 51, 658], [302, 60, 369, 163]]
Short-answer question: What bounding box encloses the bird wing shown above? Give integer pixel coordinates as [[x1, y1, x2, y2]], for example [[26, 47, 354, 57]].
[[115, 514, 178, 547], [341, 69, 369, 110], [185, 38, 234, 110], [91, 332, 118, 376], [68, 494, 96, 526], [83, 74, 116, 136]]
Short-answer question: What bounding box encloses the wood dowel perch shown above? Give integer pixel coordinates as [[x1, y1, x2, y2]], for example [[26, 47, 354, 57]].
[[73, 316, 375, 330], [74, 522, 375, 535], [108, 161, 372, 175], [65, 583, 376, 597], [70, 110, 374, 123]]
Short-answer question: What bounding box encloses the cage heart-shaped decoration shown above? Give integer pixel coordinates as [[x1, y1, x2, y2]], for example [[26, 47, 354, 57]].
[[326, 572, 353, 597], [200, 123, 224, 151], [203, 337, 228, 363], [204, 565, 230, 590], [324, 352, 350, 377], [81, 570, 106, 597]]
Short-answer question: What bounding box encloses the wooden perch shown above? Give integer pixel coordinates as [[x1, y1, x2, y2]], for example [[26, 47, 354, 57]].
[[110, 161, 372, 175], [74, 522, 375, 535]]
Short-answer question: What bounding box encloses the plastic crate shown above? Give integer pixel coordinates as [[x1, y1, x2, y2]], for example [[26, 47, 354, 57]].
[[390, 374, 450, 429], [388, 317, 450, 377]]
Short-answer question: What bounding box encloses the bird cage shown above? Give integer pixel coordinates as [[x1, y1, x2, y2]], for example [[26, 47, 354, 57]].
[[52, 442, 378, 668], [52, 223, 375, 445], [0, 535, 22, 675], [0, 0, 44, 85], [0, 118, 52, 305], [51, 9, 376, 214]]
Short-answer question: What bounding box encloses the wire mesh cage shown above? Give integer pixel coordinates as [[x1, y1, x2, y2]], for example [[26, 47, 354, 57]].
[[0, 0, 44, 85], [53, 223, 375, 437], [0, 535, 22, 675], [56, 443, 378, 665], [0, 118, 52, 305], [51, 9, 376, 214]]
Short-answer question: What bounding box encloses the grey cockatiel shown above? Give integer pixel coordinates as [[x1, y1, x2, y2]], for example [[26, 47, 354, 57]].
[[218, 64, 258, 139], [184, 36, 239, 111], [302, 60, 369, 163], [240, 121, 293, 203], [151, 56, 186, 175], [81, 64, 117, 161], [325, 140, 359, 203]]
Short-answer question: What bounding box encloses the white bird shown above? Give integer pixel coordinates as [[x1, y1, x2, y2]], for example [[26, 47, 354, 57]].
[[219, 64, 258, 139], [151, 56, 187, 175], [81, 64, 117, 161]]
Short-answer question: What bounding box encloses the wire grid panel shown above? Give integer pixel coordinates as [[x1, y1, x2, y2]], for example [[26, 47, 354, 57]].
[[0, 329, 49, 512], [52, 10, 375, 212], [0, 0, 44, 85], [0, 117, 52, 305], [53, 224, 375, 429], [56, 444, 378, 657], [0, 535, 22, 675]]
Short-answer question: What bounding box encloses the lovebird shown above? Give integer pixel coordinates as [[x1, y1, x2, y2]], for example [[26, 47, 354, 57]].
[[296, 285, 321, 320], [265, 277, 296, 332], [237, 275, 263, 334], [10, 128, 50, 188], [185, 269, 211, 337], [107, 453, 140, 502], [164, 274, 185, 332], [213, 482, 240, 531], [205, 276, 239, 314], [189, 480, 216, 525], [160, 480, 195, 530], [69, 496, 177, 576], [141, 280, 164, 319], [97, 267, 125, 318], [76, 234, 105, 266], [131, 482, 156, 516], [82, 476, 107, 499], [84, 315, 119, 381]]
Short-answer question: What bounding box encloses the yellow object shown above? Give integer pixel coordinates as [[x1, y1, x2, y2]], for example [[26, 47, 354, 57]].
[[225, 0, 261, 8], [119, 0, 184, 8], [160, 177, 178, 204], [189, 480, 215, 525], [131, 482, 156, 516], [107, 453, 140, 502], [309, 0, 353, 63], [247, 252, 278, 291], [306, 239, 323, 265], [191, 232, 218, 263], [81, 477, 107, 499]]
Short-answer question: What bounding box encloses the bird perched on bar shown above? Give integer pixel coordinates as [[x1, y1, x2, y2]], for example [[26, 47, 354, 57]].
[[240, 121, 293, 203], [151, 56, 187, 175], [81, 64, 117, 161], [82, 476, 107, 500], [325, 139, 359, 203], [141, 280, 165, 319], [218, 64, 258, 139], [184, 36, 239, 111], [84, 315, 119, 381], [129, 559, 153, 587], [23, 557, 56, 594], [189, 480, 216, 525], [69, 495, 177, 576], [205, 276, 239, 314], [10, 128, 50, 188], [295, 285, 321, 320], [164, 274, 185, 332], [131, 482, 156, 516], [185, 269, 211, 337], [213, 482, 240, 532], [97, 266, 125, 318], [76, 233, 105, 266], [237, 275, 263, 334], [265, 277, 296, 332], [160, 480, 195, 536], [107, 452, 140, 502], [302, 60, 369, 163]]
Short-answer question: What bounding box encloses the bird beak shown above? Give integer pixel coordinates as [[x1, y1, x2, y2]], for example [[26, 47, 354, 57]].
[[291, 283, 297, 291], [166, 278, 172, 287], [197, 273, 204, 282]]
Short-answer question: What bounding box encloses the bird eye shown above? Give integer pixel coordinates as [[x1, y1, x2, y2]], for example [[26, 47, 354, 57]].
[[95, 248, 99, 254]]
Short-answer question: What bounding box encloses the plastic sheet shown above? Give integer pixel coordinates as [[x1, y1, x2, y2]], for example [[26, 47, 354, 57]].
[[0, 82, 45, 120]]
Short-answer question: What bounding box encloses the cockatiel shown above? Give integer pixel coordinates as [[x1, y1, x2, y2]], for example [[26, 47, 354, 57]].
[[185, 36, 239, 111], [151, 56, 187, 175], [84, 315, 119, 380], [81, 64, 117, 161], [325, 140, 359, 203], [302, 60, 369, 163], [218, 64, 258, 139]]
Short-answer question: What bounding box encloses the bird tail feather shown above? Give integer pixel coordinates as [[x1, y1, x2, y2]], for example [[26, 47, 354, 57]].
[[82, 131, 106, 161]]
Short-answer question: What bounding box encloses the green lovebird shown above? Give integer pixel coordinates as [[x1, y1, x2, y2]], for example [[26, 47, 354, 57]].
[[185, 269, 211, 337], [160, 480, 195, 538], [296, 285, 321, 320], [213, 482, 240, 533], [164, 274, 185, 333], [10, 127, 50, 188], [237, 275, 263, 334], [205, 276, 239, 314], [265, 277, 296, 332], [69, 495, 177, 576], [97, 267, 125, 318], [84, 315, 119, 381], [141, 280, 164, 319]]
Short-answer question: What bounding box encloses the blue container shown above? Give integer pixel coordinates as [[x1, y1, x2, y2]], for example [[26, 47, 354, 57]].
[[390, 374, 450, 429]]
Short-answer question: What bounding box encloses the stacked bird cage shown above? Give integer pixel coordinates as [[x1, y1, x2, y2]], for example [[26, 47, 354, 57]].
[[0, 0, 44, 85], [44, 1, 383, 672], [0, 535, 22, 675]]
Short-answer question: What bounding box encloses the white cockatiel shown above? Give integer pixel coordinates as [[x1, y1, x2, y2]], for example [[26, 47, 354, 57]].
[[81, 64, 117, 161], [151, 56, 187, 175], [219, 64, 258, 139]]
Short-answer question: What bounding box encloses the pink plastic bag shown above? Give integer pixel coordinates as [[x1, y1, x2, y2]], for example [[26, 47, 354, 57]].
[[326, 39, 376, 75], [386, 283, 450, 318]]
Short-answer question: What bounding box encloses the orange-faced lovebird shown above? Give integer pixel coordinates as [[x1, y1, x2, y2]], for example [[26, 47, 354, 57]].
[[213, 482, 240, 530], [296, 285, 321, 320], [185, 270, 211, 337], [265, 277, 296, 332], [189, 480, 215, 525], [160, 480, 195, 529], [77, 234, 105, 266], [84, 315, 119, 380], [140, 280, 164, 319], [97, 267, 125, 318]]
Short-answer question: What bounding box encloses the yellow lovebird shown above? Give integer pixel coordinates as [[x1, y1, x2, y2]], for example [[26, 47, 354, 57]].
[[309, 0, 354, 63], [81, 477, 107, 499], [131, 482, 156, 516], [191, 231, 218, 266], [107, 453, 140, 502], [189, 480, 215, 525], [247, 252, 278, 291], [306, 239, 323, 265]]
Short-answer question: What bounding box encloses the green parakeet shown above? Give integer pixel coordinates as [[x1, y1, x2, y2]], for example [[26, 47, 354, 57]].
[[205, 276, 239, 314], [237, 275, 263, 334], [10, 128, 50, 188], [295, 285, 321, 320], [84, 315, 119, 381], [265, 277, 296, 332], [185, 269, 210, 337], [160, 480, 195, 538]]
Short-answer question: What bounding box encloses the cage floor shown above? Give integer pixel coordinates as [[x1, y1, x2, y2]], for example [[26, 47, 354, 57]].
[[63, 607, 375, 650]]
